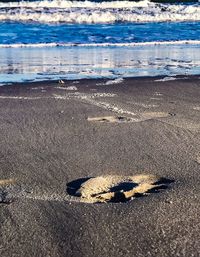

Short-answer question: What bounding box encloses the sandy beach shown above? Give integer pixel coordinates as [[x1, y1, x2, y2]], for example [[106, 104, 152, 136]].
[[0, 75, 200, 256]]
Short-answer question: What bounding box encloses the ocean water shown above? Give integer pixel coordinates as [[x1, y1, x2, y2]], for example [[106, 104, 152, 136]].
[[0, 0, 200, 83]]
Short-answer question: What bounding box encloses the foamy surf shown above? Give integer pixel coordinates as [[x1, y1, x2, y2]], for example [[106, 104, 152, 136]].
[[0, 0, 200, 23], [0, 0, 152, 9], [1, 40, 200, 48]]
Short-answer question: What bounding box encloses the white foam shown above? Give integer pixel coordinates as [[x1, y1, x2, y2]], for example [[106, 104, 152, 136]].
[[0, 0, 199, 23], [104, 77, 124, 85], [52, 92, 116, 100], [0, 96, 44, 100], [155, 76, 177, 82], [97, 77, 124, 86], [66, 86, 78, 91], [56, 86, 77, 90], [155, 92, 163, 96], [84, 98, 139, 119], [193, 106, 200, 110], [0, 0, 151, 9], [1, 40, 200, 48]]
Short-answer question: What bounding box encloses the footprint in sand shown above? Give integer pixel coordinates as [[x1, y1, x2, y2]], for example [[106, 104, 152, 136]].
[[141, 112, 175, 120], [88, 112, 175, 124], [66, 175, 174, 203], [87, 116, 134, 123], [0, 179, 15, 204]]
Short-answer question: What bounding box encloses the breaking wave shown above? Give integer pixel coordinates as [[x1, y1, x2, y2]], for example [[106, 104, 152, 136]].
[[0, 0, 200, 23]]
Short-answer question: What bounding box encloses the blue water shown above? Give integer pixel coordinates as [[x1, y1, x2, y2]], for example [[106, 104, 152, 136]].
[[0, 21, 200, 45]]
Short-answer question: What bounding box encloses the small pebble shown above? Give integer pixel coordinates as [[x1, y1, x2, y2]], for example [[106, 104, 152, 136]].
[[165, 200, 173, 204]]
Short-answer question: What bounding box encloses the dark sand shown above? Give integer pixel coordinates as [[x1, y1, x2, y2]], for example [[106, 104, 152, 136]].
[[0, 76, 200, 257]]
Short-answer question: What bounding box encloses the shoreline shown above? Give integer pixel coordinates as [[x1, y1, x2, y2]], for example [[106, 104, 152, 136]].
[[0, 74, 200, 89], [1, 43, 200, 84]]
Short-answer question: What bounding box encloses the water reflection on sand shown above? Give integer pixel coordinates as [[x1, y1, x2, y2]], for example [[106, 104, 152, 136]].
[[0, 44, 200, 83]]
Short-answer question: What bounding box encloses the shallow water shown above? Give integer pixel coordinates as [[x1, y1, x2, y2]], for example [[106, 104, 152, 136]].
[[0, 0, 200, 83], [0, 44, 199, 83]]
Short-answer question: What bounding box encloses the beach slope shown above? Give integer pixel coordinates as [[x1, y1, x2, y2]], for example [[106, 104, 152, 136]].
[[0, 76, 199, 257]]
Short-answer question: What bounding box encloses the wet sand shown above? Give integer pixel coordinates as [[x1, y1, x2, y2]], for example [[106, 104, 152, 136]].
[[0, 75, 200, 257]]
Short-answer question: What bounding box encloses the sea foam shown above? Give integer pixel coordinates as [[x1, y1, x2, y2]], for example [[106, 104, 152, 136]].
[[0, 0, 199, 23], [0, 40, 200, 48]]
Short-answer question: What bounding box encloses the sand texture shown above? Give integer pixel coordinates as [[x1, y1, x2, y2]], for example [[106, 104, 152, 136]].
[[0, 76, 199, 257]]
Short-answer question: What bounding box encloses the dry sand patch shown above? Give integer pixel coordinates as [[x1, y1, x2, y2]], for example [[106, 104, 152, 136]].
[[87, 112, 175, 124], [141, 112, 175, 120], [87, 116, 133, 123], [0, 179, 15, 186], [66, 175, 174, 203]]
